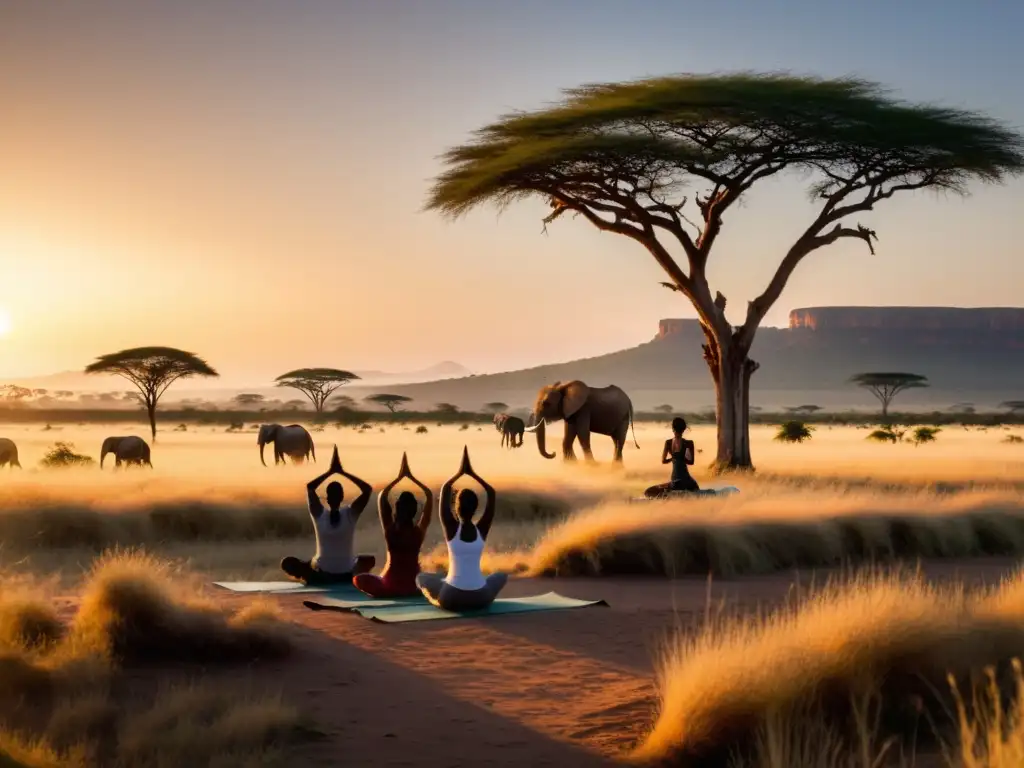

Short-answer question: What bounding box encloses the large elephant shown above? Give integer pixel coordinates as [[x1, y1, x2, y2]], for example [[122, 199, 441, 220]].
[[524, 380, 638, 463], [100, 436, 152, 468], [0, 437, 21, 469], [258, 424, 315, 466], [496, 414, 525, 449]]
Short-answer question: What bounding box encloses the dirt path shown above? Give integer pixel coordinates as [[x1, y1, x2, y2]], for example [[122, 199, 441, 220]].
[[220, 558, 1021, 766]]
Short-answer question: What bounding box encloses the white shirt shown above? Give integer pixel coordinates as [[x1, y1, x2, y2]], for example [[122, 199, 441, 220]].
[[311, 505, 357, 574], [444, 524, 486, 591]]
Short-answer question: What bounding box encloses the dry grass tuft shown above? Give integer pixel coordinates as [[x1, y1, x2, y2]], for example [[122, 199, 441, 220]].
[[634, 567, 1024, 767], [529, 490, 1024, 578], [0, 553, 303, 767], [72, 550, 290, 664], [0, 595, 65, 651]]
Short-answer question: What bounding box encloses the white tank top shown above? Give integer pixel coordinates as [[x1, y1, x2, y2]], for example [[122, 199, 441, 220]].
[[311, 506, 357, 574], [444, 524, 486, 591]]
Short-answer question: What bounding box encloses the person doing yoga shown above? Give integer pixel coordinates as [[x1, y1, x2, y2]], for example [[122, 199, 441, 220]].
[[415, 446, 508, 612], [281, 445, 376, 585], [644, 417, 700, 498], [353, 452, 433, 598]]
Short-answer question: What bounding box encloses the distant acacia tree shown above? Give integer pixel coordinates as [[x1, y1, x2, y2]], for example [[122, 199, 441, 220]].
[[274, 368, 359, 414], [785, 405, 823, 415], [654, 404, 674, 414], [1, 385, 32, 404], [366, 394, 413, 413], [483, 402, 510, 414], [32, 388, 48, 397], [54, 390, 75, 399], [85, 347, 219, 441], [434, 402, 460, 417], [427, 72, 1024, 471], [1000, 400, 1024, 414], [850, 373, 928, 420], [330, 394, 357, 411], [949, 402, 976, 415], [232, 393, 266, 408]]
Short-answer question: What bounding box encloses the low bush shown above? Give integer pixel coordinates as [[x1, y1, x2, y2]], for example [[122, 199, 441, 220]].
[[39, 443, 94, 469]]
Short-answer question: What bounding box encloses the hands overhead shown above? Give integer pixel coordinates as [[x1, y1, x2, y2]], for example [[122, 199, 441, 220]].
[[329, 445, 343, 474]]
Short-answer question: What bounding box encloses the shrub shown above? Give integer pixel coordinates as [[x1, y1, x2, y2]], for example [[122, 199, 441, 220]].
[[773, 421, 813, 443], [867, 425, 905, 444], [1005, 435, 1024, 444], [416, 426, 428, 434], [39, 443, 94, 469], [911, 426, 941, 446]]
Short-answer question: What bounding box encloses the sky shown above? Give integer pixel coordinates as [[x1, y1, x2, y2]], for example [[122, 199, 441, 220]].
[[0, 0, 1021, 383]]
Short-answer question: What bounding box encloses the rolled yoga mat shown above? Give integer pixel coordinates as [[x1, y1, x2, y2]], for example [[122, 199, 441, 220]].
[[303, 591, 608, 623]]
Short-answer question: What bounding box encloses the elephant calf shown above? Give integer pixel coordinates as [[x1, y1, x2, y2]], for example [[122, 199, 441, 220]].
[[100, 436, 152, 468]]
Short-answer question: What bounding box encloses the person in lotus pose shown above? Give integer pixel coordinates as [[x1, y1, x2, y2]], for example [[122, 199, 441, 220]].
[[353, 452, 433, 598], [281, 445, 376, 585], [644, 416, 700, 498], [415, 447, 507, 611]]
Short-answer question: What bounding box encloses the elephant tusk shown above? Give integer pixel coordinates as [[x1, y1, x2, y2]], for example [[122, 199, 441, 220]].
[[523, 419, 544, 433]]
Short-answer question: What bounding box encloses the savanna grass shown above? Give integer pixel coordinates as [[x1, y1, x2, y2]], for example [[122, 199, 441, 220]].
[[634, 568, 1024, 767], [528, 491, 1024, 578], [0, 552, 302, 767]]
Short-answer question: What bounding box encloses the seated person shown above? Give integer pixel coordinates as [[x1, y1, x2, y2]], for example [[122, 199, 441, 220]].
[[415, 447, 507, 612], [281, 445, 376, 585], [353, 452, 432, 598], [644, 417, 700, 498]]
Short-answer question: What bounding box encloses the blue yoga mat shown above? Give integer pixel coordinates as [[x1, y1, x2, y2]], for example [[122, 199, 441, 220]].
[[302, 591, 608, 623]]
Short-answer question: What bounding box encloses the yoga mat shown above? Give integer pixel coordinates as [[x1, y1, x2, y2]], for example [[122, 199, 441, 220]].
[[303, 594, 426, 612], [629, 485, 740, 503], [337, 592, 608, 624], [212, 581, 358, 595]]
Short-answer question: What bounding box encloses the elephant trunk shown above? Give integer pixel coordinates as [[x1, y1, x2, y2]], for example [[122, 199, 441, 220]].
[[259, 439, 267, 467], [532, 418, 555, 459], [100, 449, 107, 469]]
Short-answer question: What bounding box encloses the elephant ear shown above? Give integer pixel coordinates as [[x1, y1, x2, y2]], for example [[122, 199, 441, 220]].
[[560, 381, 589, 419]]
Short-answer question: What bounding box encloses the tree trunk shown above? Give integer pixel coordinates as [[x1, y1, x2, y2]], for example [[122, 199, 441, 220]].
[[702, 330, 759, 473], [147, 404, 157, 443]]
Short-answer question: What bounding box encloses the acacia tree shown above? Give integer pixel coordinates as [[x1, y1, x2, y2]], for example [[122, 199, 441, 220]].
[[232, 393, 266, 408], [785, 405, 823, 415], [366, 393, 413, 413], [85, 347, 219, 441], [850, 372, 928, 420], [1000, 400, 1024, 415], [483, 401, 510, 414], [426, 73, 1024, 471], [275, 368, 359, 413]]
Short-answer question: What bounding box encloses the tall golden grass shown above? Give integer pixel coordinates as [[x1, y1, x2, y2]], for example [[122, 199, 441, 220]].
[[634, 567, 1024, 767], [528, 488, 1024, 578], [0, 551, 302, 767]]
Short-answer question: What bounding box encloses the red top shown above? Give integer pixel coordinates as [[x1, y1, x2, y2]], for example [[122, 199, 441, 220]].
[[379, 524, 425, 589]]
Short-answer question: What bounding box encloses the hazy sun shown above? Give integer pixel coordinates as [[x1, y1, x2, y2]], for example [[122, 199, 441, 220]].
[[0, 308, 11, 337]]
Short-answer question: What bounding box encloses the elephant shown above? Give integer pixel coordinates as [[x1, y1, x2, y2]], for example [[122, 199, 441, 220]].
[[0, 437, 21, 469], [100, 436, 152, 468], [496, 414, 525, 449], [258, 424, 316, 466], [524, 380, 638, 463]]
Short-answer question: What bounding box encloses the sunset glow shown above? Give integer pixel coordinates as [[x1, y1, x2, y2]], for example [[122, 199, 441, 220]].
[[0, 308, 11, 338]]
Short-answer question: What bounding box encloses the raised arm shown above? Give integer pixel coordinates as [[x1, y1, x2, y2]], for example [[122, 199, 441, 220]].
[[306, 446, 342, 519], [438, 475, 459, 541], [684, 439, 695, 465], [405, 464, 434, 534], [339, 466, 374, 518], [468, 468, 497, 540], [661, 438, 673, 465], [377, 475, 401, 531]]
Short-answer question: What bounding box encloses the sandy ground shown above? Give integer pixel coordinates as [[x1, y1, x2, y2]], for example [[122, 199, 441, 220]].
[[209, 558, 1023, 767]]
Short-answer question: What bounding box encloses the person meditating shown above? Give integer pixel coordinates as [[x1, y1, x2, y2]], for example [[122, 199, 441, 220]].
[[415, 447, 508, 612], [644, 417, 700, 498], [281, 445, 376, 585], [353, 452, 432, 598]]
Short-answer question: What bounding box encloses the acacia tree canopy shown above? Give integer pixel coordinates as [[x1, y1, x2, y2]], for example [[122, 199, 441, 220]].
[[85, 347, 219, 440], [366, 393, 413, 412], [426, 72, 1024, 470], [275, 368, 359, 413], [850, 372, 929, 419]]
